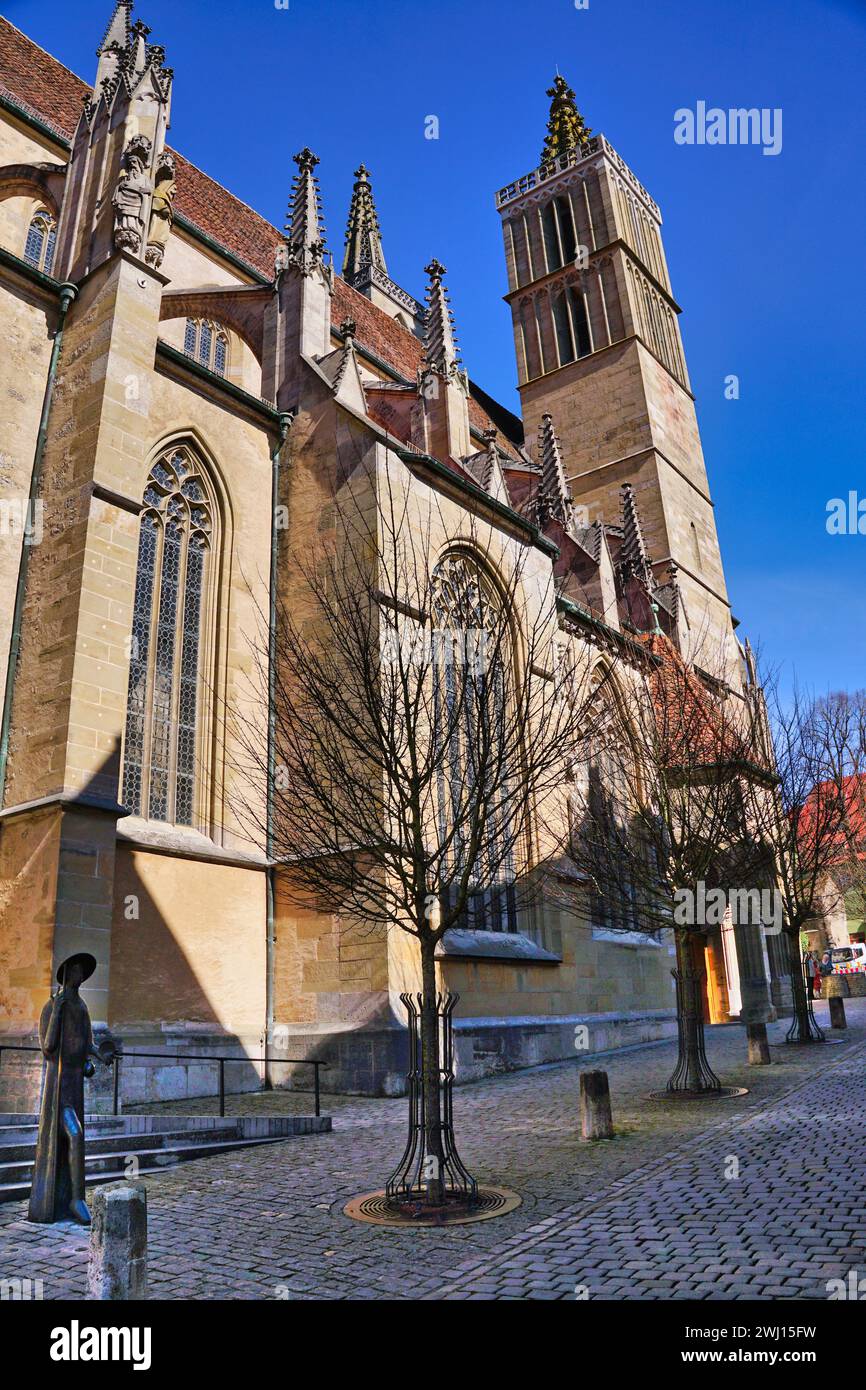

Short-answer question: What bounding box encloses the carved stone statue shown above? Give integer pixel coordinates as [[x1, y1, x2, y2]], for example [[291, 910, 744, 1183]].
[[146, 151, 176, 268], [27, 954, 117, 1225], [112, 135, 153, 256]]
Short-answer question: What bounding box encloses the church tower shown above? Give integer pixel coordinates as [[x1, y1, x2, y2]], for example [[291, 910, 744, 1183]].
[[497, 77, 737, 672]]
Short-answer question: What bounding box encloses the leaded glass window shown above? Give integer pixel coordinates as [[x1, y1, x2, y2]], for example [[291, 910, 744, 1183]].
[[430, 554, 518, 933], [198, 321, 212, 369], [23, 208, 56, 273], [121, 449, 213, 826], [213, 333, 227, 377], [183, 319, 229, 377]]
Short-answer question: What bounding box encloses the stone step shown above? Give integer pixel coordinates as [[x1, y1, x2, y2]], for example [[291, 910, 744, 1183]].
[[0, 1119, 128, 1144], [0, 1110, 331, 1204], [0, 1135, 289, 1203], [0, 1125, 245, 1162], [0, 1114, 146, 1124], [0, 1134, 286, 1186]]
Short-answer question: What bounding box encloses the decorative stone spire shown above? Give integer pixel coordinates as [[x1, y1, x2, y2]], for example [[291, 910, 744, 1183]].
[[422, 259, 460, 377], [413, 260, 470, 462], [479, 429, 510, 503], [331, 317, 356, 393], [666, 561, 681, 625], [95, 1, 133, 89], [536, 412, 574, 528], [60, 0, 173, 280], [342, 164, 387, 282], [619, 483, 654, 590], [129, 18, 151, 77], [540, 74, 592, 168], [284, 148, 327, 275]]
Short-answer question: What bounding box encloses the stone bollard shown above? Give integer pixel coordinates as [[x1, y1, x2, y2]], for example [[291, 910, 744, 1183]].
[[746, 1022, 771, 1065], [580, 1069, 613, 1141], [87, 1183, 147, 1300], [824, 975, 851, 1029]]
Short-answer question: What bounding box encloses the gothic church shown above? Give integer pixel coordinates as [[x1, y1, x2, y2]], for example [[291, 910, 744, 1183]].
[[0, 6, 788, 1101]]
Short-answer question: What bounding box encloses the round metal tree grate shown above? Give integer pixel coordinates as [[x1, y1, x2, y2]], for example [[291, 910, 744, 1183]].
[[784, 1037, 847, 1046], [343, 1185, 522, 1227], [648, 1085, 749, 1101]]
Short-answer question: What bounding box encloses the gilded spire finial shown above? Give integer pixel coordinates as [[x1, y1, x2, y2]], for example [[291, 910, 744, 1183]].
[[343, 163, 387, 281], [540, 74, 592, 167]]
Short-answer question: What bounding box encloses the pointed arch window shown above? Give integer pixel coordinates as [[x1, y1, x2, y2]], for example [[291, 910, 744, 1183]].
[[121, 448, 214, 826], [552, 285, 591, 365], [183, 319, 229, 378], [570, 677, 657, 945], [23, 208, 56, 274], [430, 553, 518, 933]]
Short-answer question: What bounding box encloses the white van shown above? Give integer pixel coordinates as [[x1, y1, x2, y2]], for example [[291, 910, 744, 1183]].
[[831, 943, 866, 973]]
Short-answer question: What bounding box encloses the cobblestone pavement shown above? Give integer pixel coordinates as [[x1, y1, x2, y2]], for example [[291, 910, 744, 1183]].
[[2, 1001, 864, 1300]]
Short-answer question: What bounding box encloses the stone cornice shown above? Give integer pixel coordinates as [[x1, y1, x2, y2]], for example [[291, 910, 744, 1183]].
[[154, 340, 281, 428]]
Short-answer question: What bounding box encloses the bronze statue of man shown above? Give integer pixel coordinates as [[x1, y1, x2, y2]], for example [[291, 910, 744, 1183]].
[[27, 953, 116, 1225]]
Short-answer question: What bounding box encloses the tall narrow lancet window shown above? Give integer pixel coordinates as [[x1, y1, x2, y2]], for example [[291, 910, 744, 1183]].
[[183, 319, 229, 378], [198, 320, 212, 369], [431, 554, 519, 933], [23, 208, 56, 273], [552, 286, 591, 365], [121, 448, 214, 827]]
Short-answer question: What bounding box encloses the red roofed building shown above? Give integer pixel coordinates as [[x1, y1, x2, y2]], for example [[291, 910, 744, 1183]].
[[799, 775, 866, 950]]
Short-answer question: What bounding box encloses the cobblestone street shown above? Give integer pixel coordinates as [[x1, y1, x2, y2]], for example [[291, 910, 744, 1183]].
[[2, 1001, 865, 1300]]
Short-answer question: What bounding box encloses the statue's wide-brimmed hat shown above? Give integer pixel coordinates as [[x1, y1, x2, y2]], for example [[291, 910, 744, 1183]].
[[56, 953, 97, 984]]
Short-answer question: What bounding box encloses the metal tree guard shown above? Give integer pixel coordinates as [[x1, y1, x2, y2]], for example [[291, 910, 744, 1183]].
[[785, 950, 824, 1043], [386, 991, 478, 1207], [666, 968, 722, 1093]]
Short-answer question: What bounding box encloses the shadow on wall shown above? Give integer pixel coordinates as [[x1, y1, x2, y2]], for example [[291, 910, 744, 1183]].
[[0, 739, 270, 1108]]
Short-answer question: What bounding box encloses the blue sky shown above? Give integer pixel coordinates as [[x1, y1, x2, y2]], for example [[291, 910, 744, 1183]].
[[7, 0, 866, 694]]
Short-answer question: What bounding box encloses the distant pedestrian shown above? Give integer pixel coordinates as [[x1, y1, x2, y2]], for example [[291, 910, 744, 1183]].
[[805, 950, 819, 1001]]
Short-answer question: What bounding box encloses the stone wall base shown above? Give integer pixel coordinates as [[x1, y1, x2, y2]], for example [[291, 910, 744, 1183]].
[[0, 1028, 117, 1113], [2, 1012, 680, 1108], [273, 1009, 679, 1096]]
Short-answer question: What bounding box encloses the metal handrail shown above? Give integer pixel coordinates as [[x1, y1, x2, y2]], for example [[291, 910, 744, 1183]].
[[0, 1044, 325, 1118]]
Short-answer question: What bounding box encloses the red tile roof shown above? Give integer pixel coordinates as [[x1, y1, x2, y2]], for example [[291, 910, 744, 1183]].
[[0, 16, 86, 140], [798, 774, 866, 868], [639, 632, 750, 768], [331, 277, 513, 442], [0, 16, 517, 445]]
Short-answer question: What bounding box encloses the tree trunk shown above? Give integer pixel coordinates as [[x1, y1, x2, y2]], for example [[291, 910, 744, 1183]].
[[419, 933, 445, 1205], [786, 929, 820, 1042], [669, 930, 720, 1092]]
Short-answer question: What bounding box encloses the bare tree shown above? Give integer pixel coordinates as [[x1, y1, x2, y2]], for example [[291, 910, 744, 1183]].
[[740, 677, 866, 1042], [818, 690, 866, 931], [566, 631, 774, 1093], [231, 454, 611, 1204]]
